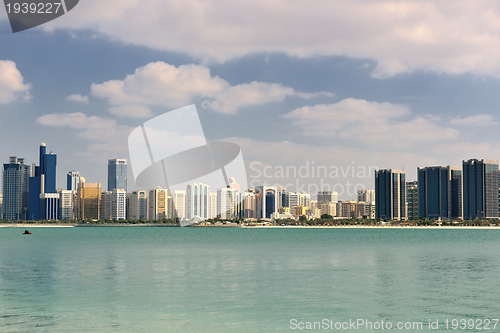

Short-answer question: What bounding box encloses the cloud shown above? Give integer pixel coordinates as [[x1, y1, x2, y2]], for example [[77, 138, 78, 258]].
[[0, 60, 31, 104], [91, 62, 228, 108], [43, 0, 500, 77], [91, 62, 332, 116], [108, 104, 153, 118], [66, 94, 89, 104], [283, 98, 458, 147], [449, 114, 499, 126], [36, 112, 133, 163]]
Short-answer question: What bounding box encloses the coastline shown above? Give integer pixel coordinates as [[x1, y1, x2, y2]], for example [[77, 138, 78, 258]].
[[1, 223, 500, 229]]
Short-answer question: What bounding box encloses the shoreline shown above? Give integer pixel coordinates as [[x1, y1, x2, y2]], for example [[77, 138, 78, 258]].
[[1, 223, 500, 229]]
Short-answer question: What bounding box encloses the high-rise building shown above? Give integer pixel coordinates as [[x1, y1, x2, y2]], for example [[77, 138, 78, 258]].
[[317, 191, 338, 205], [148, 187, 168, 220], [357, 189, 375, 202], [67, 171, 80, 191], [186, 183, 210, 219], [298, 192, 310, 208], [2, 157, 30, 220], [58, 190, 74, 220], [40, 193, 59, 220], [108, 158, 127, 192], [242, 191, 256, 218], [101, 189, 126, 220], [417, 166, 462, 219], [0, 194, 3, 219], [28, 143, 57, 220], [320, 202, 336, 217], [255, 186, 280, 219], [463, 159, 499, 220], [406, 181, 418, 221], [375, 169, 407, 221], [77, 181, 101, 220], [208, 192, 218, 218], [285, 192, 300, 211], [217, 187, 238, 219], [130, 190, 148, 220], [171, 190, 186, 220]]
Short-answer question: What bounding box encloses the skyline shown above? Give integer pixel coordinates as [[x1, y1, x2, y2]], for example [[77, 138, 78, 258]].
[[2, 1, 500, 200]]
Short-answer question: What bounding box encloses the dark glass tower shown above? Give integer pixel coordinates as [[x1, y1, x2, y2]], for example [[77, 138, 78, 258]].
[[462, 159, 499, 220], [417, 166, 462, 219], [108, 158, 127, 192], [2, 157, 30, 220], [375, 169, 406, 221], [28, 143, 57, 220]]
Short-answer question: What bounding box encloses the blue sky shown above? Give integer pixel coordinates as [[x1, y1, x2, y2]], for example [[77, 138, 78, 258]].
[[1, 1, 500, 199]]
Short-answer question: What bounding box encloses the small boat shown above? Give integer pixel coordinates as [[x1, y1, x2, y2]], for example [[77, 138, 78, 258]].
[[23, 230, 31, 235]]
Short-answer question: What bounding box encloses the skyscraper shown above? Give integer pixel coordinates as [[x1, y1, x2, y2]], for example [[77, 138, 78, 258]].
[[58, 190, 74, 220], [255, 186, 279, 219], [317, 191, 338, 205], [462, 159, 499, 220], [217, 187, 238, 219], [67, 171, 80, 191], [186, 183, 210, 219], [2, 156, 30, 220], [375, 169, 406, 221], [357, 189, 375, 202], [148, 187, 168, 220], [28, 143, 57, 220], [171, 190, 186, 220], [406, 181, 418, 221], [77, 181, 101, 220], [130, 190, 148, 220], [108, 158, 127, 192], [417, 166, 462, 219]]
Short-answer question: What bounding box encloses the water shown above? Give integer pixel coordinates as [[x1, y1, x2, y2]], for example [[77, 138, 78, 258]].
[[1, 227, 500, 332]]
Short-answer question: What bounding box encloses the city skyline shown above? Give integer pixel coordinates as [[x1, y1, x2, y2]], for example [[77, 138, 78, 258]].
[[3, 2, 500, 198]]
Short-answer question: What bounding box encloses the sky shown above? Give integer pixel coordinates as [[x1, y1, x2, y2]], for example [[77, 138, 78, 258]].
[[1, 0, 500, 200]]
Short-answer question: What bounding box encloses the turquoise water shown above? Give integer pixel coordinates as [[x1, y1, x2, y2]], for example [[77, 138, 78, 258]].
[[1, 227, 500, 332]]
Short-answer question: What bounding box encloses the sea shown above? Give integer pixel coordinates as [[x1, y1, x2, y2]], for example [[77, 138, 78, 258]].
[[1, 227, 500, 332]]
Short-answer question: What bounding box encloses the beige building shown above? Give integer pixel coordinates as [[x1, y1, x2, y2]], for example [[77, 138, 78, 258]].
[[149, 187, 169, 220]]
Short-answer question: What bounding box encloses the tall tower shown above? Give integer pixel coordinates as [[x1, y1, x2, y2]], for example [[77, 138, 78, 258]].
[[375, 169, 407, 221], [186, 183, 210, 219], [108, 158, 127, 192], [463, 159, 499, 220], [417, 166, 462, 219], [67, 170, 80, 191], [28, 143, 57, 220], [2, 157, 30, 220]]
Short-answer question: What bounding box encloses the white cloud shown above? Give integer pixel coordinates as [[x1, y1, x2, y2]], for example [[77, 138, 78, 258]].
[[91, 62, 228, 108], [66, 94, 89, 104], [36, 112, 116, 129], [202, 82, 294, 114], [450, 114, 499, 126], [0, 60, 31, 104], [36, 112, 133, 163], [91, 62, 332, 116], [283, 98, 458, 147], [43, 0, 500, 77], [108, 104, 153, 118]]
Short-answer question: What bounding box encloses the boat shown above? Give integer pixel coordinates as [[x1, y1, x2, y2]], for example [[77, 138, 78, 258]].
[[23, 230, 31, 234]]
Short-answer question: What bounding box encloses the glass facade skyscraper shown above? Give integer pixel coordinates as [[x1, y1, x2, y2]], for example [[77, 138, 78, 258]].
[[375, 169, 406, 221], [417, 166, 462, 219], [108, 158, 127, 192], [67, 170, 80, 191], [28, 143, 57, 220], [2, 156, 30, 220], [463, 159, 499, 220]]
